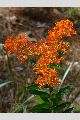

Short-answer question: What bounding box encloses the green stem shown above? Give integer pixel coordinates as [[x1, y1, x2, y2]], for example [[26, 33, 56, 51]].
[[48, 87, 54, 112]]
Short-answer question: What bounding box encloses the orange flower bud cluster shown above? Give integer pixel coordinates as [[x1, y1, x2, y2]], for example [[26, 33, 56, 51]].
[[4, 19, 76, 88]]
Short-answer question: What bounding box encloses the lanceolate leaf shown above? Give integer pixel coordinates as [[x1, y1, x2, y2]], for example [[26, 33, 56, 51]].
[[28, 90, 50, 101], [53, 102, 71, 112], [63, 107, 73, 113], [75, 105, 80, 112], [58, 86, 71, 95], [52, 86, 71, 105], [29, 102, 50, 113], [27, 84, 39, 91]]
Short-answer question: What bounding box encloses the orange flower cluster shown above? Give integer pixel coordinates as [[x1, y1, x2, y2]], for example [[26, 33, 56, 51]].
[[35, 69, 60, 88], [48, 19, 76, 40], [32, 20, 76, 88], [4, 19, 76, 88], [4, 34, 28, 54], [4, 33, 36, 62]]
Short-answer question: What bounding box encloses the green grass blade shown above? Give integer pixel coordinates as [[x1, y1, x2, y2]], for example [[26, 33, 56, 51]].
[[0, 81, 12, 88], [58, 61, 74, 91], [12, 95, 35, 113]]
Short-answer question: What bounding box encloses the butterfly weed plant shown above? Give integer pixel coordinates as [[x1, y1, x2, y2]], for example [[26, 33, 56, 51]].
[[4, 19, 77, 113]]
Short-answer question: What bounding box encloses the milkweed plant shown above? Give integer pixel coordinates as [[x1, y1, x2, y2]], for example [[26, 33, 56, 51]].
[[4, 19, 77, 113]]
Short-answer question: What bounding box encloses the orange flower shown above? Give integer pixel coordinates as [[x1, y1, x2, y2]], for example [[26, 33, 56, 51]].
[[4, 19, 76, 89]]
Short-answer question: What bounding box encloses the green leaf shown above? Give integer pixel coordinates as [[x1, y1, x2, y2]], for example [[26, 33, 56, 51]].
[[58, 51, 64, 58], [53, 102, 71, 112], [28, 90, 50, 102], [49, 64, 62, 70], [63, 107, 73, 113], [29, 56, 38, 65], [51, 86, 71, 105], [35, 96, 44, 104], [29, 102, 50, 113], [27, 84, 39, 91], [58, 86, 71, 95], [52, 94, 60, 105], [0, 81, 12, 88], [75, 105, 80, 112]]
